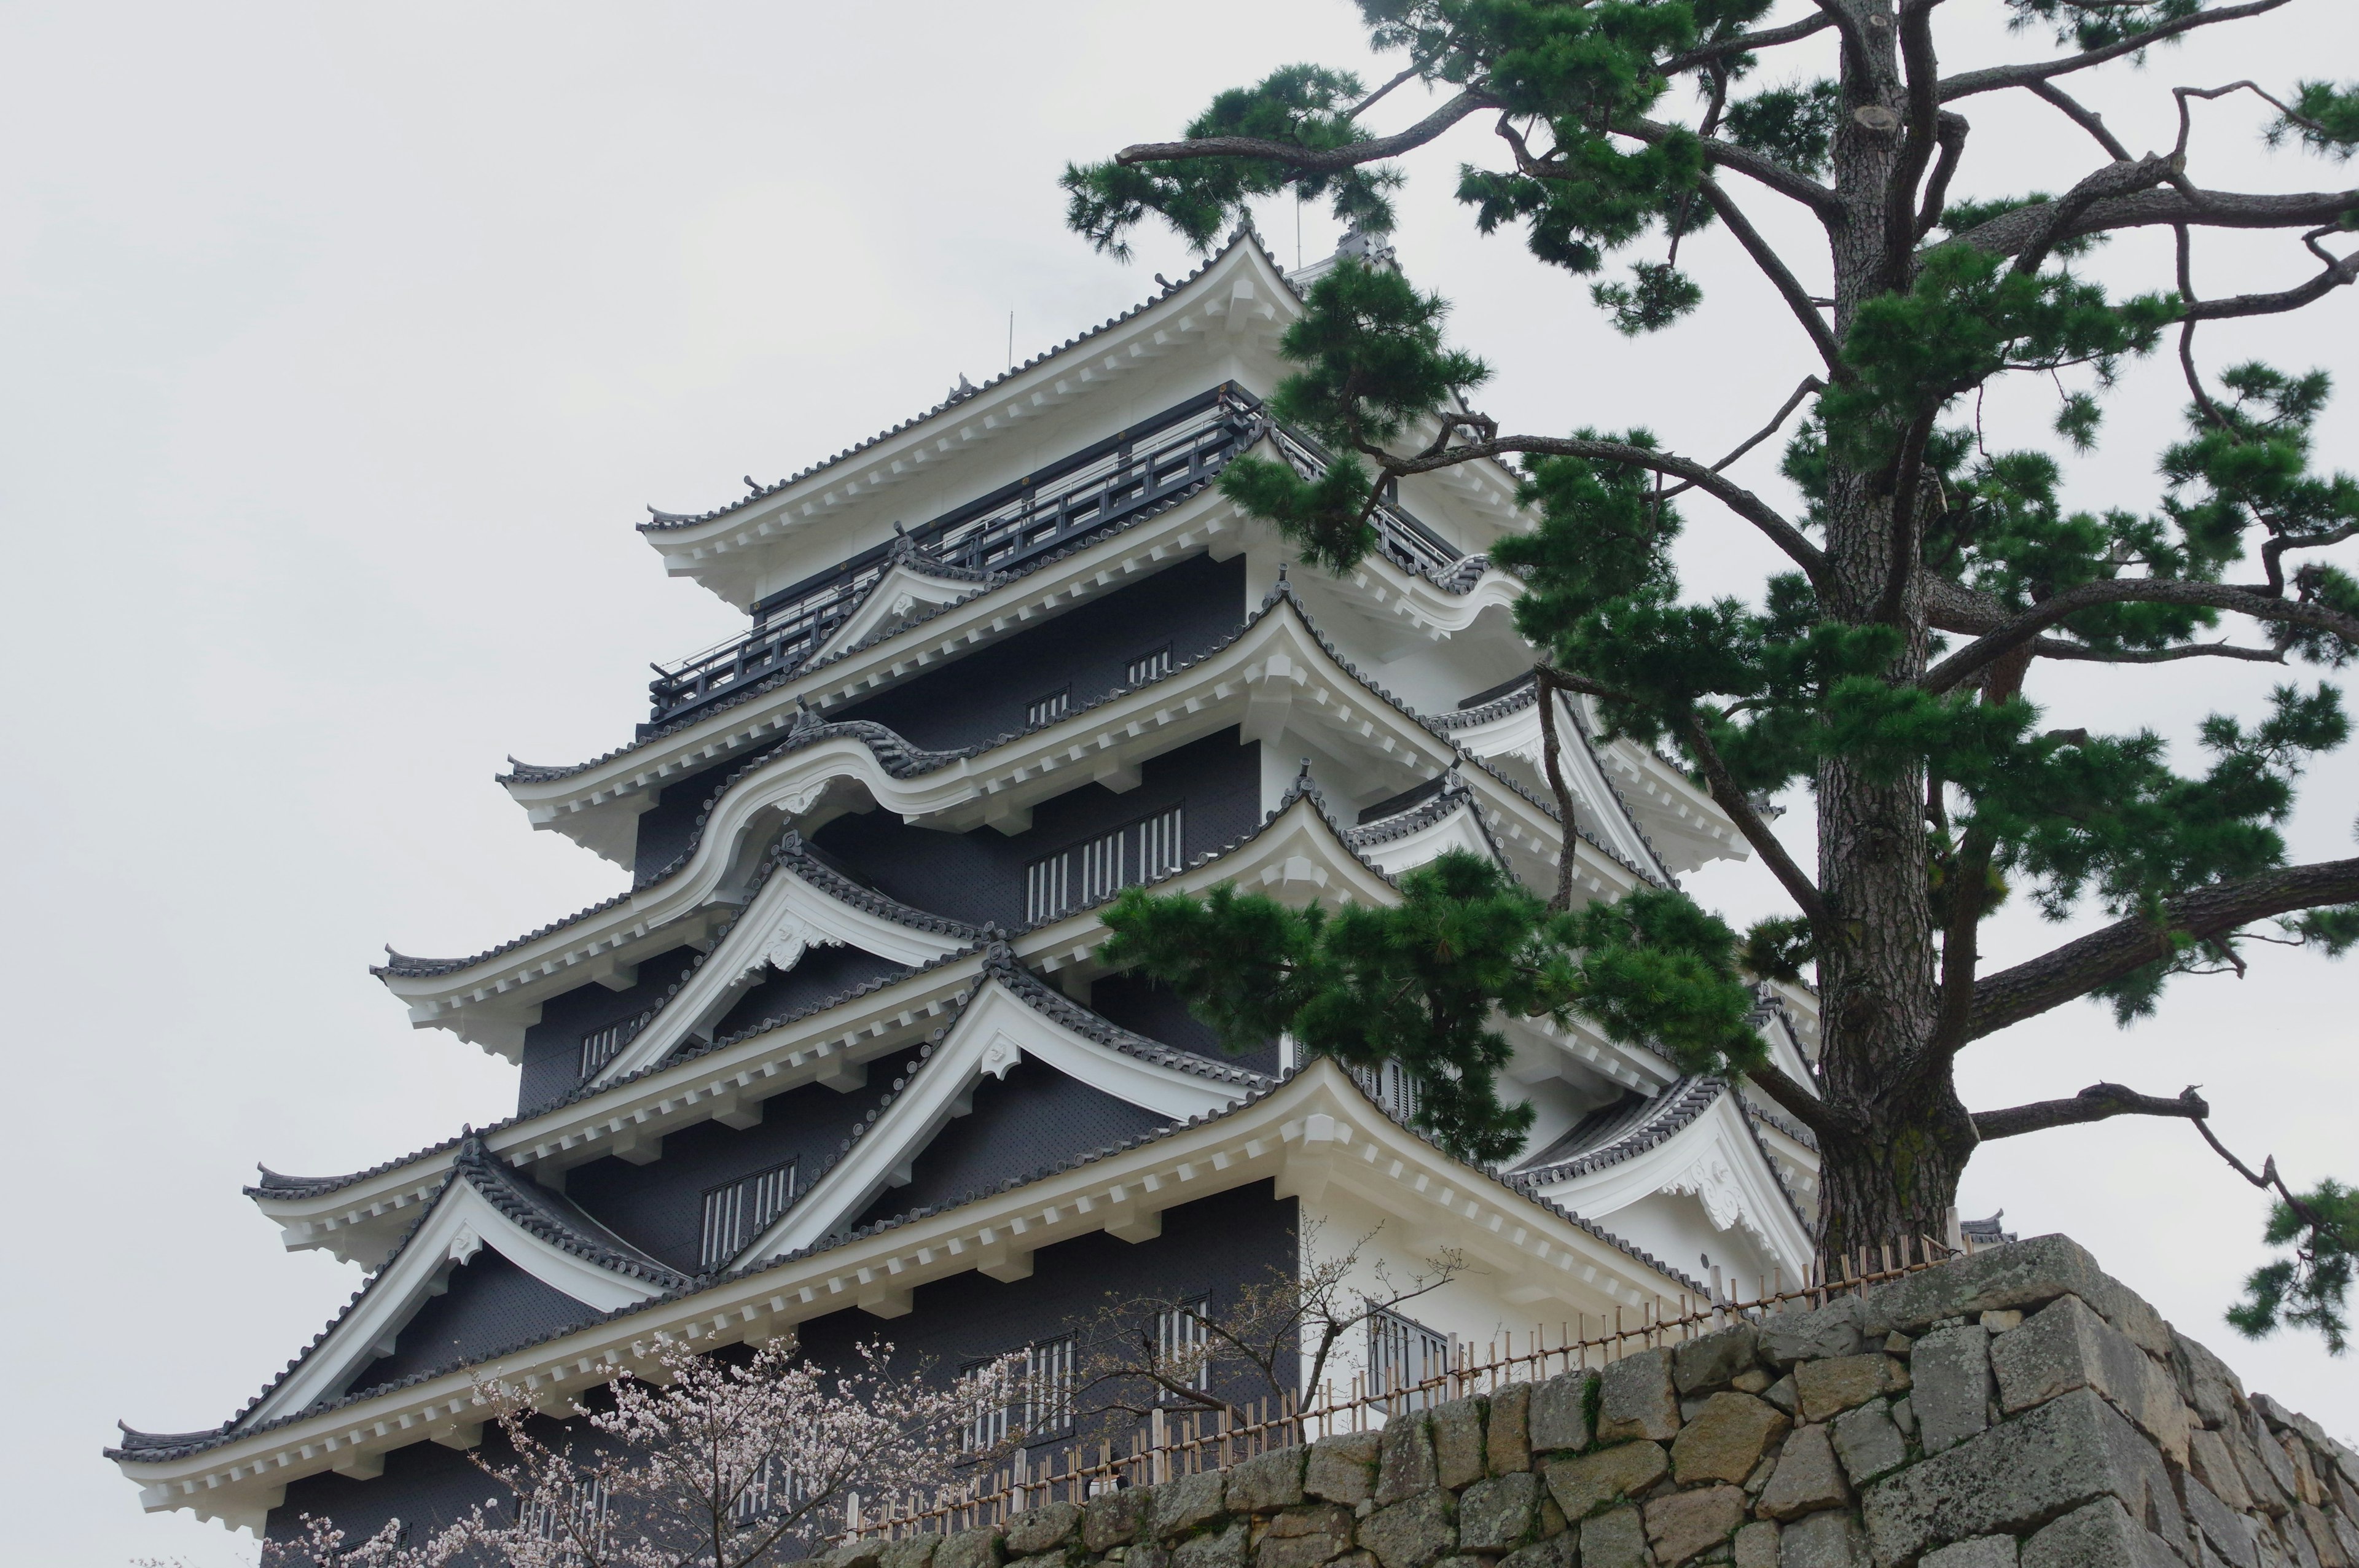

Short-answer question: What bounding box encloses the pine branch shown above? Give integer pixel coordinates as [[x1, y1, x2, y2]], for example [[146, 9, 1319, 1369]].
[[1113, 90, 1492, 171], [1972, 1082, 2210, 1140], [1920, 579, 2359, 693], [1937, 0, 2298, 102], [1382, 435, 1827, 583], [2183, 225, 2359, 319], [1966, 856, 2359, 1040]]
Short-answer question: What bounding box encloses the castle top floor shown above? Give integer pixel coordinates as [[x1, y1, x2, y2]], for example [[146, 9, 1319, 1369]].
[[633, 233, 1531, 615]]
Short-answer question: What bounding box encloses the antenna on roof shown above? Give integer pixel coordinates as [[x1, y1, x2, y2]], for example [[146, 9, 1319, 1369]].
[[1007, 311, 1014, 373]]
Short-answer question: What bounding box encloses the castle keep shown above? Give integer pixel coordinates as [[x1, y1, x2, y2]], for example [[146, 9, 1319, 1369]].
[[111, 234, 1826, 1545]]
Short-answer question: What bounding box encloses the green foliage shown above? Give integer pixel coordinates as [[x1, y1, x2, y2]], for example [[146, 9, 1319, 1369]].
[[1821, 244, 2176, 470], [2274, 80, 2359, 160], [1218, 454, 1380, 574], [2004, 0, 2201, 52], [1067, 0, 2359, 1343], [1062, 64, 1399, 257], [1270, 261, 1490, 448], [1097, 851, 1762, 1163], [1722, 79, 1841, 177], [1592, 259, 1704, 334], [2228, 1179, 2359, 1355]]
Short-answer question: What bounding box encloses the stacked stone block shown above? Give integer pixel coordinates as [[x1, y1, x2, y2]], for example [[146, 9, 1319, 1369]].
[[834, 1237, 2359, 1568]]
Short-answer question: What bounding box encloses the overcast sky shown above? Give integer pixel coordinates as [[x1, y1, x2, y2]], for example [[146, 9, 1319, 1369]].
[[4, 4, 2355, 1562]]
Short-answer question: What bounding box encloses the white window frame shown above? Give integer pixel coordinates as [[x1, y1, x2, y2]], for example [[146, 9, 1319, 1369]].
[[700, 1160, 799, 1270]]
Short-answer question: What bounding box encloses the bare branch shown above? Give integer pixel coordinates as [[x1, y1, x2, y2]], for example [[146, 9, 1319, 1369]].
[[1966, 856, 2359, 1040], [2190, 1117, 2336, 1235], [2028, 635, 2286, 665], [1681, 712, 1829, 924], [1882, 0, 1951, 292], [1914, 111, 1971, 242], [1920, 578, 2359, 693], [1743, 1063, 1852, 1140], [1938, 0, 2297, 102], [1949, 184, 2359, 263], [1660, 375, 1828, 499], [2184, 227, 2359, 319], [1972, 1082, 2210, 1141], [1382, 435, 1827, 583], [1114, 90, 1492, 171], [2010, 152, 2180, 276], [1660, 12, 1841, 76], [1694, 179, 1845, 373], [1532, 669, 1581, 912], [1347, 66, 1422, 124], [2028, 78, 2134, 162], [1590, 112, 1844, 220]]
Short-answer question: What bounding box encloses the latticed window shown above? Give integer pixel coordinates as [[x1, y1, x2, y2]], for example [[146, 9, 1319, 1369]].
[[1367, 1309, 1452, 1412], [1127, 645, 1172, 684], [1350, 1060, 1422, 1124], [700, 1160, 797, 1270], [1024, 806, 1184, 922], [964, 1336, 1076, 1452], [1027, 687, 1071, 727], [1154, 1296, 1211, 1399]]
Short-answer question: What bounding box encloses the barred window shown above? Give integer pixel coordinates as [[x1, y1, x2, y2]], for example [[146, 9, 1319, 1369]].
[[523, 1476, 609, 1559], [733, 1452, 806, 1525], [1367, 1308, 1452, 1412], [700, 1160, 797, 1270], [1154, 1296, 1211, 1399], [578, 1020, 630, 1078], [1027, 687, 1071, 727], [1127, 645, 1172, 684], [1350, 1060, 1422, 1124], [1024, 806, 1184, 922], [964, 1336, 1076, 1452]]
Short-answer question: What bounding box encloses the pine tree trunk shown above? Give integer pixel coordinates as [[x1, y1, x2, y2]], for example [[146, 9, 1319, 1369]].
[[1804, 0, 1979, 1260]]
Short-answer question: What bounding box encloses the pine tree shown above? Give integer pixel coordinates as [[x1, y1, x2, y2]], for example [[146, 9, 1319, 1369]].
[[1065, 0, 2359, 1342]]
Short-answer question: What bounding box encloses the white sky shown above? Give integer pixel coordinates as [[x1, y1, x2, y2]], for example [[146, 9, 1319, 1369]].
[[3, 4, 2354, 1562]]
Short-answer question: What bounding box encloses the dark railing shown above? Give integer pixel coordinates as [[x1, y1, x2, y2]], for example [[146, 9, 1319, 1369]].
[[645, 387, 1259, 728], [644, 385, 1475, 730]]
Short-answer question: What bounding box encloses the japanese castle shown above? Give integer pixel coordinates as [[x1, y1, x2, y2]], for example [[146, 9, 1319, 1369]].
[[110, 232, 1824, 1545]]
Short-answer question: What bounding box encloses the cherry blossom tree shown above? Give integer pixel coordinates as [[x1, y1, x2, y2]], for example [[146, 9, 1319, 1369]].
[[265, 1336, 984, 1568]]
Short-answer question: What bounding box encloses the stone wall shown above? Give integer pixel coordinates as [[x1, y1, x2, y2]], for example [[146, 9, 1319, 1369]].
[[833, 1236, 2359, 1568]]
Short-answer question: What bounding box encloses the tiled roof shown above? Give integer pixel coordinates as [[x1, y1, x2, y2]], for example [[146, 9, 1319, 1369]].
[[166, 1131, 695, 1454], [636, 231, 1283, 534], [261, 782, 1398, 1215], [1508, 1077, 1726, 1187], [1340, 767, 1510, 867], [452, 1135, 696, 1292], [404, 583, 1667, 991], [507, 416, 1508, 792], [117, 1064, 1700, 1464]]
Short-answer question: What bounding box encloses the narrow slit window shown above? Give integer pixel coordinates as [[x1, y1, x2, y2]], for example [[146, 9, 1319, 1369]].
[[1154, 1296, 1211, 1398], [1027, 687, 1071, 727], [699, 1159, 798, 1270], [1127, 645, 1172, 684], [1023, 806, 1184, 922], [1368, 1308, 1452, 1413]]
